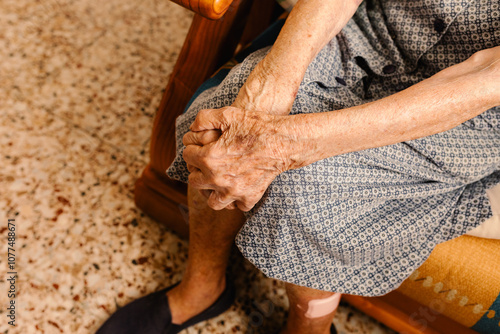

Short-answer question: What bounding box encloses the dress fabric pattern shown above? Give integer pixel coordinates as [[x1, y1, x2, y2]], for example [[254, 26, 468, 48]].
[[167, 0, 500, 296]]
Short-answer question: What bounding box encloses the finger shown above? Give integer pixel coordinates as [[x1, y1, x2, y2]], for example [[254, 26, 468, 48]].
[[224, 202, 236, 210], [186, 164, 199, 173], [188, 169, 213, 189], [190, 108, 228, 132], [236, 200, 254, 212], [207, 191, 235, 211], [183, 145, 204, 169], [200, 189, 212, 199], [183, 130, 222, 146]]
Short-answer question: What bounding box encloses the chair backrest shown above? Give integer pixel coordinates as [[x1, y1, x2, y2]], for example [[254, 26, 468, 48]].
[[170, 0, 235, 19]]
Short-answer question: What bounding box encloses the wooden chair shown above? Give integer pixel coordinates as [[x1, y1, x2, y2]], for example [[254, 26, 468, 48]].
[[134, 0, 280, 237], [134, 1, 484, 333]]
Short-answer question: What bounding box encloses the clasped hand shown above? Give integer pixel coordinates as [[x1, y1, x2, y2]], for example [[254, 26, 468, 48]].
[[183, 106, 294, 211]]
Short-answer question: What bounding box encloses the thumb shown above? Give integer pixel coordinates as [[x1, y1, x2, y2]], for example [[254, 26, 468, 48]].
[[231, 94, 246, 110], [190, 108, 226, 132]]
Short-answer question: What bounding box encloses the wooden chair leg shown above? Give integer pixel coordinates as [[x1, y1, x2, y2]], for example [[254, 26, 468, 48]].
[[343, 292, 478, 334]]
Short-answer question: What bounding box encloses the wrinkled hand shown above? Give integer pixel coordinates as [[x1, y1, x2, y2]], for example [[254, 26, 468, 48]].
[[183, 107, 295, 211], [182, 59, 299, 210]]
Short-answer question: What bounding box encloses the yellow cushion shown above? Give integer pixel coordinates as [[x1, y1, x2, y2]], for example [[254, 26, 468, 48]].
[[398, 235, 500, 330]]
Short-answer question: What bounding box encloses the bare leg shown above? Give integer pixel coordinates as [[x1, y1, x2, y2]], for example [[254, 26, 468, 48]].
[[281, 283, 340, 334], [166, 186, 338, 332], [166, 185, 245, 324]]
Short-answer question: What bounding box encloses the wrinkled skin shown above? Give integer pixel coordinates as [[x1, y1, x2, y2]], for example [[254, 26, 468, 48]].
[[183, 107, 297, 212], [183, 59, 299, 211]]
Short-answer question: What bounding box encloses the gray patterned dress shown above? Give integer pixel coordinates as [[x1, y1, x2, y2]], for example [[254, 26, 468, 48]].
[[167, 0, 500, 296]]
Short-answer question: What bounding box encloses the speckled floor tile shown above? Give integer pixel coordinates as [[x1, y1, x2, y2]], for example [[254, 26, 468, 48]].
[[1, 0, 193, 159], [0, 1, 397, 334]]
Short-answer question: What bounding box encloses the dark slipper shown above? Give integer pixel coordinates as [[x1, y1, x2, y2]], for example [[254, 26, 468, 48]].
[[96, 277, 235, 334]]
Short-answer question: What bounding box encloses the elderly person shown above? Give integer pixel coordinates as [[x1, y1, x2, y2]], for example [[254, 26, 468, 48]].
[[97, 0, 500, 333]]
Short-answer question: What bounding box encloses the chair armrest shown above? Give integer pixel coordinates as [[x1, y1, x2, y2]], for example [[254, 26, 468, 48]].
[[171, 0, 235, 19]]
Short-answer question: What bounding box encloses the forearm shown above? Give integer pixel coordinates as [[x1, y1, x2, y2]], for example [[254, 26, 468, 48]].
[[284, 49, 500, 169], [184, 44, 499, 212], [261, 0, 361, 87], [236, 0, 361, 114]]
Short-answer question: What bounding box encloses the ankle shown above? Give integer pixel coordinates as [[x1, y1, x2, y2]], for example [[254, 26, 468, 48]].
[[165, 274, 228, 325], [182, 268, 227, 290], [169, 272, 227, 303], [180, 278, 225, 300]]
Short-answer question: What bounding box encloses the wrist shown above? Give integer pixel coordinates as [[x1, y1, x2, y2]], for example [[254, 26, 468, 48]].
[[259, 52, 305, 86], [234, 59, 300, 115], [467, 50, 500, 108], [436, 48, 500, 110], [279, 113, 329, 171]]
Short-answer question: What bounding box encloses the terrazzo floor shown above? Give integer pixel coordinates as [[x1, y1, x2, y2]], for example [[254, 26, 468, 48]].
[[0, 1, 397, 333]]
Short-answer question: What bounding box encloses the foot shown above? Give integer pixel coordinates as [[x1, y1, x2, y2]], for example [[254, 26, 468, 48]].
[[166, 274, 226, 324], [96, 275, 234, 334]]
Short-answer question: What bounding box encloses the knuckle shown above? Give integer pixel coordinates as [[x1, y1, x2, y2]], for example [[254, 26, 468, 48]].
[[200, 189, 212, 199], [221, 107, 232, 121], [209, 129, 222, 141], [198, 109, 210, 119], [187, 173, 199, 187], [219, 193, 232, 204], [201, 130, 217, 143], [197, 153, 210, 166], [208, 193, 226, 210], [207, 200, 219, 210], [182, 148, 190, 162], [182, 132, 192, 145], [238, 201, 252, 212], [207, 195, 216, 206], [248, 193, 263, 205], [200, 131, 209, 142], [246, 198, 257, 209], [212, 175, 228, 188], [230, 186, 247, 200]]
